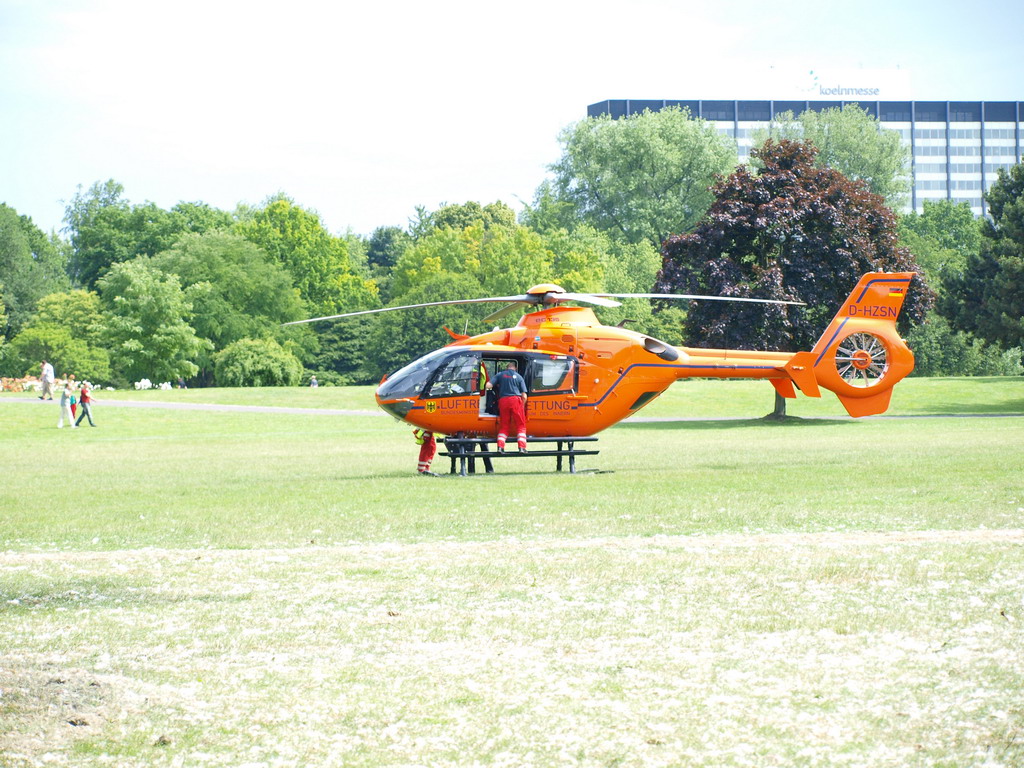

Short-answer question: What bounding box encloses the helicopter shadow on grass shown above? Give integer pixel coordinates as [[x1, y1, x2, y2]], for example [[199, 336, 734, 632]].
[[614, 415, 855, 432]]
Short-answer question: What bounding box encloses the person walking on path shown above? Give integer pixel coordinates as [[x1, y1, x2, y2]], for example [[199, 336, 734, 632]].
[[39, 360, 55, 400], [74, 381, 97, 427], [57, 382, 77, 429], [488, 361, 529, 453]]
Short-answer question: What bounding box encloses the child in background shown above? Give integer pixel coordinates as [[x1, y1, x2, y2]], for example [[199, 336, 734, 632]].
[[58, 382, 76, 429]]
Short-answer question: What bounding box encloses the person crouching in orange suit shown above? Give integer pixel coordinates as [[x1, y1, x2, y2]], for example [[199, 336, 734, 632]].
[[413, 428, 438, 476]]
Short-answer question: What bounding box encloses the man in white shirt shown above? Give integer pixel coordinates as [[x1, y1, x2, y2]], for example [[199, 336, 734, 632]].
[[39, 360, 55, 400]]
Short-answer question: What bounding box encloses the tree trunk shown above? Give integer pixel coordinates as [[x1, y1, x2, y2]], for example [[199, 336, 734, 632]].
[[767, 391, 787, 420]]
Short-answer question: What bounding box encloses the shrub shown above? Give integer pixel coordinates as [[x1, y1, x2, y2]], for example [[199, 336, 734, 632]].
[[1, 323, 112, 383], [907, 316, 1023, 376], [213, 338, 303, 387]]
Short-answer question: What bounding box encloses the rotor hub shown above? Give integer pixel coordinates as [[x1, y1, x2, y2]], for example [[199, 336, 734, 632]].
[[851, 350, 874, 370], [834, 332, 890, 388]]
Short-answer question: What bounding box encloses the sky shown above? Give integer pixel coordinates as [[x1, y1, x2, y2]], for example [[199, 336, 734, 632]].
[[2, 0, 1022, 238]]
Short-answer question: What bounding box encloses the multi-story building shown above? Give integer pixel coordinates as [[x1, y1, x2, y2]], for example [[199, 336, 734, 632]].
[[587, 99, 1023, 217]]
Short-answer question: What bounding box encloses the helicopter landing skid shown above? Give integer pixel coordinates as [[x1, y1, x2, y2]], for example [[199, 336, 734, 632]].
[[441, 436, 600, 476]]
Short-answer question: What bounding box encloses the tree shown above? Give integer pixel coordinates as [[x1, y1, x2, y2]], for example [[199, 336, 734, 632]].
[[235, 197, 378, 315], [0, 286, 6, 360], [906, 316, 1022, 377], [658, 140, 932, 416], [3, 324, 112, 382], [535, 224, 685, 340], [65, 181, 181, 288], [899, 200, 981, 286], [32, 290, 105, 341], [213, 338, 303, 387], [546, 107, 737, 247], [942, 164, 1024, 350], [0, 204, 70, 339], [753, 104, 911, 208], [367, 226, 412, 272], [96, 258, 208, 384], [389, 220, 556, 301], [169, 201, 234, 233], [419, 201, 518, 234], [63, 182, 235, 289], [151, 231, 313, 381], [2, 287, 110, 380], [365, 271, 491, 377]]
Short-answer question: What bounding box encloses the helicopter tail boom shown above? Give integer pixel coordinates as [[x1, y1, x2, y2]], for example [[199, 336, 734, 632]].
[[674, 273, 916, 418]]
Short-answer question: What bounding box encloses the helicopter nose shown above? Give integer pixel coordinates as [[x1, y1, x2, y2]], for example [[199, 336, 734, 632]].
[[378, 399, 414, 419]]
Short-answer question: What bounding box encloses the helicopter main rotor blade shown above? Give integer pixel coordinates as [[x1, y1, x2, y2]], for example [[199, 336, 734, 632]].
[[284, 286, 797, 327], [282, 295, 535, 326], [593, 293, 805, 306], [482, 302, 530, 324], [553, 292, 622, 308]]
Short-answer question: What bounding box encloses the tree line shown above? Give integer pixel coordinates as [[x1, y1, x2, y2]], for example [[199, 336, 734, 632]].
[[1, 105, 1021, 387]]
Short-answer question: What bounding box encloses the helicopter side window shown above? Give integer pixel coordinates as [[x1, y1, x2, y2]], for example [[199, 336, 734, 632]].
[[426, 352, 481, 397], [528, 356, 576, 394]]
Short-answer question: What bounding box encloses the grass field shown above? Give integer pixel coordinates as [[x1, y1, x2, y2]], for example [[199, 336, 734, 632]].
[[2, 378, 1022, 767]]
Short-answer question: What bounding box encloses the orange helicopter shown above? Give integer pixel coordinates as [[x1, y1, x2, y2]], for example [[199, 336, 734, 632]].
[[289, 272, 916, 441]]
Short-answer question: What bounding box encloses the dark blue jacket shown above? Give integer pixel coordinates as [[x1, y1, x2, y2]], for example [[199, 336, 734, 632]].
[[494, 368, 527, 398]]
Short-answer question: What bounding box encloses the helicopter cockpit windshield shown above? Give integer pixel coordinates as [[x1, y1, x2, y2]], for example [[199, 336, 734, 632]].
[[377, 348, 462, 401]]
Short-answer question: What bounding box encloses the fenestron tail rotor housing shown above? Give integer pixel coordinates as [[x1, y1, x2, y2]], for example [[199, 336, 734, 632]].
[[834, 331, 890, 389]]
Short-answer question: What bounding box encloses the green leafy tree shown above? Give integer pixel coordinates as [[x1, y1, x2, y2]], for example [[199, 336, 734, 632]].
[[32, 290, 105, 342], [0, 286, 6, 362], [542, 224, 687, 342], [151, 231, 313, 381], [546, 107, 737, 246], [389, 222, 554, 300], [169, 201, 234, 233], [3, 324, 112, 382], [365, 225, 412, 303], [341, 230, 371, 278], [422, 201, 518, 234], [96, 258, 208, 384], [659, 140, 933, 353], [64, 180, 210, 289], [0, 204, 70, 338], [365, 271, 491, 377], [235, 197, 378, 315], [941, 164, 1024, 351], [4, 288, 113, 380], [213, 338, 303, 387], [519, 181, 580, 236], [753, 104, 911, 208], [906, 315, 1022, 376], [899, 200, 981, 286], [367, 226, 412, 273]]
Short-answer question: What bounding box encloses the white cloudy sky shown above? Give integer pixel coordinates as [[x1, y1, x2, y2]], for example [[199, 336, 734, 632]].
[[2, 0, 1022, 236]]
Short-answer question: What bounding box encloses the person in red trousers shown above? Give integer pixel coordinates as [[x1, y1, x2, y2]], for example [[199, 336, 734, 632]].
[[413, 428, 438, 476], [488, 361, 528, 453]]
